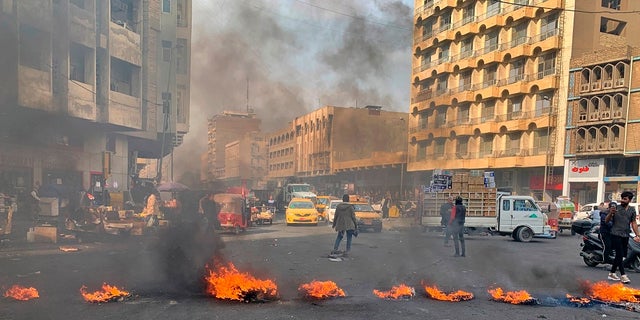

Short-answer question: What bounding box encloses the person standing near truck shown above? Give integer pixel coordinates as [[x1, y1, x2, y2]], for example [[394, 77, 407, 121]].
[[605, 191, 640, 283], [449, 196, 466, 257], [440, 196, 453, 246]]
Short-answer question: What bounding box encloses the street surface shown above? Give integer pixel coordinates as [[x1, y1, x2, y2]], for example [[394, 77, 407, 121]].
[[1, 216, 639, 320]]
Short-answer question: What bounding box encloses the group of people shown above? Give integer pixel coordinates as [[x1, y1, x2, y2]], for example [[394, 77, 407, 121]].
[[595, 191, 640, 284]]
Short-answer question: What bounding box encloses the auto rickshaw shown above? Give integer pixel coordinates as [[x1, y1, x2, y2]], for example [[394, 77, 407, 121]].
[[214, 193, 249, 234], [251, 204, 274, 225], [556, 196, 576, 234]]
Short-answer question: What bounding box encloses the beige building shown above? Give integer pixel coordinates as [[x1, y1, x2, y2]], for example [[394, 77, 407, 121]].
[[205, 111, 261, 182], [0, 0, 191, 201], [267, 105, 409, 197], [223, 132, 267, 189], [409, 0, 637, 201]]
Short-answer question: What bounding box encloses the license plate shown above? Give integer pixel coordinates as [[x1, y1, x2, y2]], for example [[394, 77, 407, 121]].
[[562, 218, 571, 223], [364, 219, 372, 225]]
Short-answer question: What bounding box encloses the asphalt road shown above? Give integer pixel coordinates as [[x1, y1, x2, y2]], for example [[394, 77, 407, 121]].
[[1, 217, 639, 320]]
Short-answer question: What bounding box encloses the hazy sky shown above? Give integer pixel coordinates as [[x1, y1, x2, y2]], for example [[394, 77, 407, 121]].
[[174, 0, 414, 176]]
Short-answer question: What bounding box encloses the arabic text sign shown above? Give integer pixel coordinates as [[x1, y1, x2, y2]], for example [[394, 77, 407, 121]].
[[567, 159, 603, 179]]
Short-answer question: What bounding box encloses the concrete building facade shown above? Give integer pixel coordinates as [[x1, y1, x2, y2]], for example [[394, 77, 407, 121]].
[[223, 131, 267, 190], [0, 0, 191, 206], [205, 111, 261, 182], [266, 106, 409, 199]]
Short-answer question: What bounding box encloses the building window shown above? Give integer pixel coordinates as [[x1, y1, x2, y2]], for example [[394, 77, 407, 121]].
[[484, 29, 499, 53], [533, 130, 549, 154], [457, 104, 470, 124], [162, 40, 172, 62], [177, 85, 187, 123], [508, 96, 523, 119], [163, 0, 171, 13], [601, 0, 621, 10], [459, 70, 472, 90], [436, 75, 448, 94], [111, 0, 138, 33], [434, 139, 445, 157], [419, 112, 428, 129], [417, 142, 427, 161], [535, 91, 554, 116], [541, 13, 558, 39], [537, 51, 556, 78], [440, 11, 451, 31], [176, 39, 188, 74], [70, 43, 90, 83], [177, 0, 187, 26], [462, 4, 475, 24], [507, 132, 521, 156], [460, 37, 473, 58], [438, 43, 450, 62], [487, 0, 500, 17], [110, 57, 140, 97], [600, 17, 626, 35], [512, 22, 528, 46], [19, 25, 50, 71], [482, 100, 495, 121], [509, 59, 525, 83], [435, 108, 447, 128], [484, 65, 497, 85], [480, 134, 494, 156], [457, 137, 469, 156]]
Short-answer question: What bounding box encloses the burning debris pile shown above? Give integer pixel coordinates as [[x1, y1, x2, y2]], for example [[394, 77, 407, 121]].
[[488, 287, 537, 305], [424, 285, 474, 302], [80, 283, 130, 303], [299, 280, 346, 300], [373, 284, 415, 300], [583, 281, 640, 311], [204, 262, 278, 302], [3, 285, 40, 301], [565, 294, 592, 307]]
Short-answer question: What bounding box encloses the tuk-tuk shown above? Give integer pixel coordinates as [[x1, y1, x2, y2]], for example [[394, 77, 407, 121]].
[[251, 204, 274, 225], [214, 193, 249, 234]]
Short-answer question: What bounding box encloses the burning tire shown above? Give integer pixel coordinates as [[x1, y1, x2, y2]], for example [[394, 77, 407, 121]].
[[515, 227, 533, 242]]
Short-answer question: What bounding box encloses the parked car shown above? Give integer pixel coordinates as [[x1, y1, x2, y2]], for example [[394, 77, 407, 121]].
[[327, 200, 342, 224], [575, 203, 600, 221]]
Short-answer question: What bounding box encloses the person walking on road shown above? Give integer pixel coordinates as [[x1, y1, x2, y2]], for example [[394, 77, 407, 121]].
[[332, 194, 358, 256], [381, 194, 391, 219], [440, 196, 453, 246], [449, 196, 466, 257], [599, 202, 614, 264], [605, 191, 640, 283], [30, 181, 41, 219]]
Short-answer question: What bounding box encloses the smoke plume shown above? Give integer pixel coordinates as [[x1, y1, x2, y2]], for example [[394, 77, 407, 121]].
[[173, 0, 413, 178]]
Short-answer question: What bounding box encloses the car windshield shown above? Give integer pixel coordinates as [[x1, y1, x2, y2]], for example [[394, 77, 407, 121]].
[[317, 198, 329, 205], [289, 201, 314, 209], [330, 202, 340, 209], [353, 204, 374, 212]]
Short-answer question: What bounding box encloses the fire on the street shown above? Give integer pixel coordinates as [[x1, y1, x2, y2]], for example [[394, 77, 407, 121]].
[[583, 281, 640, 303], [424, 285, 474, 302], [204, 262, 278, 302], [566, 294, 592, 306], [3, 285, 40, 301], [80, 283, 130, 303], [299, 280, 345, 300], [488, 287, 537, 305], [373, 284, 415, 300]]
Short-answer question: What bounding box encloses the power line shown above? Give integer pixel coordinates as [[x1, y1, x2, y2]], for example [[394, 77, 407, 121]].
[[493, 0, 640, 14]]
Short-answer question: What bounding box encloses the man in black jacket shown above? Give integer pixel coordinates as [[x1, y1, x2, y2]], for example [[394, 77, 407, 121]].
[[449, 196, 466, 257]]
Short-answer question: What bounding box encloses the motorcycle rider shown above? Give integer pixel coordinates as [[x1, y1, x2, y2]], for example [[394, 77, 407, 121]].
[[605, 191, 640, 283], [600, 202, 614, 264]]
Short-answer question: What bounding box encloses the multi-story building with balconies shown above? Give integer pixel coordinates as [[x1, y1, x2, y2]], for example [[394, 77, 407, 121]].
[[223, 131, 267, 190], [563, 0, 640, 205], [0, 0, 191, 204], [410, 0, 638, 201]]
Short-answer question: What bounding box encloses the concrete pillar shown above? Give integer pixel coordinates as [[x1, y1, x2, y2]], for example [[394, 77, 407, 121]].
[[562, 159, 570, 198], [596, 161, 605, 204]]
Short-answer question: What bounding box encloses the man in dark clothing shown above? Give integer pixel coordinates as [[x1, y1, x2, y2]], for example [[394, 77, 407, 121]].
[[332, 194, 358, 255], [449, 196, 466, 257], [600, 202, 614, 264], [199, 192, 219, 231], [440, 196, 453, 246], [605, 191, 640, 283]]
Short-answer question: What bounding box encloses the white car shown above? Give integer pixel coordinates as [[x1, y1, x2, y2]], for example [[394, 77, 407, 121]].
[[327, 200, 342, 224], [575, 203, 600, 221]]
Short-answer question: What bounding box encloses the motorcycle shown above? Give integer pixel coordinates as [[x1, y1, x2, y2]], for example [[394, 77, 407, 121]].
[[572, 219, 640, 271]]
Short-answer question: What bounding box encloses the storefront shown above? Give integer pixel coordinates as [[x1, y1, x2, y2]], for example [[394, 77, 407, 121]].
[[563, 158, 605, 206]]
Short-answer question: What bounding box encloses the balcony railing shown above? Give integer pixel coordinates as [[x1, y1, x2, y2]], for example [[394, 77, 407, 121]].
[[530, 29, 559, 43], [412, 88, 433, 103], [452, 15, 476, 29]]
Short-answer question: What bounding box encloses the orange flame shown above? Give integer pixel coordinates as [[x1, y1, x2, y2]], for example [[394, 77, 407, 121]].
[[566, 294, 591, 305], [488, 287, 536, 305], [373, 284, 415, 300], [3, 285, 39, 301], [424, 285, 474, 302], [80, 283, 130, 303], [299, 280, 346, 299], [204, 262, 278, 302], [584, 281, 640, 303]]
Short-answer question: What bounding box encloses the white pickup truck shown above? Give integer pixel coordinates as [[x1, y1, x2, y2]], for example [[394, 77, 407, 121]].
[[422, 193, 554, 242]]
